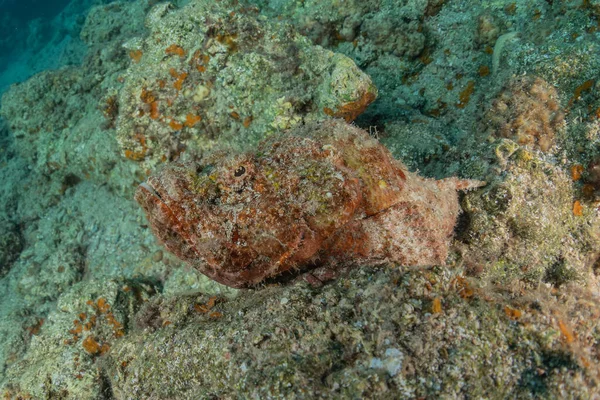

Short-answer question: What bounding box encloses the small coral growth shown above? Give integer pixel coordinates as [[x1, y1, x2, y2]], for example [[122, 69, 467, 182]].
[[485, 76, 565, 152], [65, 297, 125, 357], [116, 1, 376, 170]]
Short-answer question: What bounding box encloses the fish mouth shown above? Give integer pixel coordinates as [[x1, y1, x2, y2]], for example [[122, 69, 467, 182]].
[[135, 178, 205, 264], [138, 181, 163, 202], [135, 180, 171, 215], [136, 174, 196, 236]]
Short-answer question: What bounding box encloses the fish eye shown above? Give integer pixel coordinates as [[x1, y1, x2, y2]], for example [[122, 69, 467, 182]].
[[234, 165, 246, 177]]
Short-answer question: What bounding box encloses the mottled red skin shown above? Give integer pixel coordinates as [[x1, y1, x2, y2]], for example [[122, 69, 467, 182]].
[[136, 120, 479, 288]]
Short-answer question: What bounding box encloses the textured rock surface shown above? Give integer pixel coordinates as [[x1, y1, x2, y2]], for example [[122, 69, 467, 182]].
[[0, 219, 21, 275], [103, 265, 600, 399], [1, 279, 156, 400], [252, 0, 434, 123], [460, 143, 600, 287], [484, 76, 565, 152]]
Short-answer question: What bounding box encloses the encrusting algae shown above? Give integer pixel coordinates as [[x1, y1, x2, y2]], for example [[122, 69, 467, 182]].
[[136, 120, 483, 288]]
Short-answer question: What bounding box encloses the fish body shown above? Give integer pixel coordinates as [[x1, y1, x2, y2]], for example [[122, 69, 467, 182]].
[[136, 120, 480, 288]]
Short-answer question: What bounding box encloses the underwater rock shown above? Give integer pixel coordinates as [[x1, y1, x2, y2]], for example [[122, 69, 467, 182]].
[[116, 0, 376, 170], [136, 120, 482, 288], [254, 0, 429, 58], [253, 0, 430, 124], [459, 142, 600, 286], [79, 1, 147, 46], [17, 246, 84, 302], [103, 265, 600, 399], [0, 278, 157, 400]]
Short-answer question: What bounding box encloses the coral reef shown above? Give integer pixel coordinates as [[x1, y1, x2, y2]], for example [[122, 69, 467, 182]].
[[79, 1, 147, 47], [1, 279, 155, 400], [136, 120, 480, 288], [1, 0, 600, 398], [0, 1, 151, 193], [240, 0, 433, 123], [115, 0, 376, 170]]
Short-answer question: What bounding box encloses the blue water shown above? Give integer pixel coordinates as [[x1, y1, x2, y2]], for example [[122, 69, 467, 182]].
[[0, 0, 73, 21], [0, 0, 99, 95]]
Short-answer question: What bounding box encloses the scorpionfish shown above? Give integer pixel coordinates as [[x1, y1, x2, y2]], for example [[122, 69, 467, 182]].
[[136, 120, 481, 288]]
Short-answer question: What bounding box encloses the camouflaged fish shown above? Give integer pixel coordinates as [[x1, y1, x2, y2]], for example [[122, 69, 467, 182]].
[[136, 120, 482, 288]]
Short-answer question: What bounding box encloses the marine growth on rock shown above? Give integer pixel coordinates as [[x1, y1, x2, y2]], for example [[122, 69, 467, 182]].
[[115, 0, 376, 170], [136, 120, 482, 288], [485, 76, 564, 152]]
